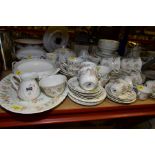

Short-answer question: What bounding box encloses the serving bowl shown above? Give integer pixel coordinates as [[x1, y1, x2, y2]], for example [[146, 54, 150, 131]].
[[12, 58, 59, 79]]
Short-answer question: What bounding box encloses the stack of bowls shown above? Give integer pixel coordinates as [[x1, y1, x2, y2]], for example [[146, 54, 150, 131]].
[[95, 39, 120, 57]]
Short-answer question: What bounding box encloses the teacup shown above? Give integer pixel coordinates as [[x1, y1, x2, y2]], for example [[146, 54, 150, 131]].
[[130, 71, 143, 85], [88, 55, 101, 64], [132, 57, 142, 71], [145, 80, 155, 95], [39, 74, 67, 97], [78, 66, 98, 91], [96, 65, 111, 78], [78, 49, 89, 60], [99, 74, 110, 87], [110, 79, 130, 95], [136, 85, 151, 100], [146, 80, 155, 90], [100, 57, 120, 72], [121, 57, 142, 73], [80, 61, 97, 69], [67, 56, 84, 68], [120, 75, 133, 90], [121, 58, 133, 73]]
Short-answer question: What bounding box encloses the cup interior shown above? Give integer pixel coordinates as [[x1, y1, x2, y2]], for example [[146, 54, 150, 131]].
[[39, 74, 66, 88]]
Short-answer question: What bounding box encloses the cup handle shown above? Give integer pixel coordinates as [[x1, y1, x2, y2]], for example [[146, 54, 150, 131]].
[[12, 61, 16, 70], [10, 74, 21, 90]]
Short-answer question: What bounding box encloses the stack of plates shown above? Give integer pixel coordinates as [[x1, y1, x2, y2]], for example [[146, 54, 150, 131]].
[[95, 48, 118, 58], [68, 77, 107, 106], [59, 62, 78, 77], [105, 83, 137, 104], [95, 39, 119, 58]]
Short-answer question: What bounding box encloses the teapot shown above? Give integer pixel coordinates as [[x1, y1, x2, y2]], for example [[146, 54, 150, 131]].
[[10, 73, 40, 101]]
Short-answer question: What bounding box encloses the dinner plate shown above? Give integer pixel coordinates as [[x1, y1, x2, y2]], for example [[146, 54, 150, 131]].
[[0, 74, 68, 114], [68, 88, 106, 103], [68, 86, 102, 98], [68, 94, 104, 106]]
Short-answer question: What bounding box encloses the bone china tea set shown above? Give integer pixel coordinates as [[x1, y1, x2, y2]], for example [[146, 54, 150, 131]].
[[0, 38, 155, 114]]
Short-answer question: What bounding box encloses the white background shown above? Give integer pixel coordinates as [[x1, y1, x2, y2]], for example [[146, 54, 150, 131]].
[[0, 0, 155, 155]]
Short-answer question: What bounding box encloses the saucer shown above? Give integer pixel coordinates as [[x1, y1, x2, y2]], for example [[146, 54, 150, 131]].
[[105, 83, 137, 104]]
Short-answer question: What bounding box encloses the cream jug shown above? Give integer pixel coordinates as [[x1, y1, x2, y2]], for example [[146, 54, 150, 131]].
[[10, 73, 40, 101]]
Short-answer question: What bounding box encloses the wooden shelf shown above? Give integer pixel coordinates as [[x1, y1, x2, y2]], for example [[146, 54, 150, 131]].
[[0, 71, 155, 128]]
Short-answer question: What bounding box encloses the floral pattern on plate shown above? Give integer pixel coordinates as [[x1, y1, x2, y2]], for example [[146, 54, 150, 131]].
[[0, 74, 68, 114]]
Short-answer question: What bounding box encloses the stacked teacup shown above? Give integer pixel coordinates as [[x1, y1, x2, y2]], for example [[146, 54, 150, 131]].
[[120, 57, 144, 86], [59, 56, 84, 77], [136, 80, 155, 100], [105, 77, 137, 104], [95, 39, 120, 57], [68, 61, 107, 106]]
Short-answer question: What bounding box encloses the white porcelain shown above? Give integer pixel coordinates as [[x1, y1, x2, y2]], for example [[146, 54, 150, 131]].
[[120, 75, 133, 90], [46, 52, 58, 65], [0, 74, 68, 114], [16, 46, 46, 59], [78, 66, 98, 91], [132, 57, 142, 71], [81, 61, 97, 69], [39, 74, 67, 97], [145, 80, 155, 95], [88, 55, 101, 64], [43, 30, 69, 52], [96, 65, 111, 78], [67, 56, 83, 66], [100, 57, 120, 72], [121, 58, 133, 73], [78, 49, 89, 59], [99, 75, 110, 87], [130, 71, 143, 85], [10, 73, 40, 101], [110, 79, 130, 96], [68, 87, 106, 106], [98, 39, 120, 50], [13, 58, 59, 79], [121, 57, 142, 73], [54, 47, 76, 64], [68, 77, 101, 94], [136, 85, 151, 100], [105, 83, 137, 103], [146, 80, 155, 90]]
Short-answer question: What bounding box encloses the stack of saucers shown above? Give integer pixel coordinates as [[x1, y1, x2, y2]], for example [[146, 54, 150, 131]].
[[59, 62, 77, 77], [95, 39, 119, 57], [105, 82, 137, 104], [68, 77, 107, 106]]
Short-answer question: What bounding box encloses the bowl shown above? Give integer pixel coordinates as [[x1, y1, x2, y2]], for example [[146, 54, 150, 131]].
[[39, 74, 67, 97]]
